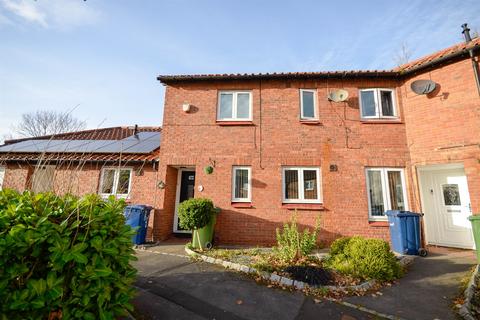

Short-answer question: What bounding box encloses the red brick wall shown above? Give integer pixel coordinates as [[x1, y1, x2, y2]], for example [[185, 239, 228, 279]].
[[157, 78, 411, 245], [401, 58, 480, 214]]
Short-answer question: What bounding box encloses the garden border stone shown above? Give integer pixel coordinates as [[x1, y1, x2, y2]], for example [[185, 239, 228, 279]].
[[458, 264, 479, 320], [184, 246, 382, 293]]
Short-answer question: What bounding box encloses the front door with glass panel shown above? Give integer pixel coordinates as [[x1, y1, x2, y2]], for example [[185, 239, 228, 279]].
[[419, 167, 474, 249], [173, 170, 195, 233]]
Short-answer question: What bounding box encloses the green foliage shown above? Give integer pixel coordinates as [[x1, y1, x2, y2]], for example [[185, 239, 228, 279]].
[[0, 189, 137, 320], [324, 236, 402, 281], [272, 214, 320, 263], [178, 198, 215, 230]]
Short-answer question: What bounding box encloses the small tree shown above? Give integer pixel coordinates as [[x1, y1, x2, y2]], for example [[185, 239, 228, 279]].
[[178, 198, 215, 250], [15, 110, 86, 138]]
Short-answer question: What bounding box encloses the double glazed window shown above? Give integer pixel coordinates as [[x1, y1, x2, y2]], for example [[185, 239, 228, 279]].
[[218, 91, 252, 121], [0, 166, 4, 190], [100, 167, 133, 198], [359, 89, 397, 119], [282, 167, 322, 203], [232, 166, 251, 202], [365, 168, 407, 220], [300, 89, 318, 120]]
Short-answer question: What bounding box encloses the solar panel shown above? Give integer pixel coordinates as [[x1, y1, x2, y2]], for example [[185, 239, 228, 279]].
[[0, 132, 161, 154]]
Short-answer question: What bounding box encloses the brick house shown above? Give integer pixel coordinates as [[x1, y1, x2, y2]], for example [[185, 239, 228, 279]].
[[0, 126, 162, 217], [153, 35, 480, 248]]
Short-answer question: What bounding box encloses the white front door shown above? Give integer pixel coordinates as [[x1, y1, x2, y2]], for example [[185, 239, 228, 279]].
[[419, 165, 474, 249], [173, 168, 195, 233]]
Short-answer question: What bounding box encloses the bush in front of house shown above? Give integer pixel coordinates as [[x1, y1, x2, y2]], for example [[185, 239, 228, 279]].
[[0, 189, 137, 320], [324, 236, 402, 281], [178, 198, 215, 230], [273, 214, 320, 263]]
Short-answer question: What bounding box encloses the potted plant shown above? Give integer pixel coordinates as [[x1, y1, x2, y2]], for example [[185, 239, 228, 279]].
[[178, 198, 218, 250]]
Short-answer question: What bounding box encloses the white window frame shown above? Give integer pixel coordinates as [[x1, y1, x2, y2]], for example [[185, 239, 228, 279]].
[[365, 167, 408, 221], [0, 166, 5, 191], [217, 91, 253, 121], [99, 167, 133, 199], [282, 167, 322, 204], [232, 166, 252, 202], [300, 89, 318, 120], [359, 88, 398, 120]]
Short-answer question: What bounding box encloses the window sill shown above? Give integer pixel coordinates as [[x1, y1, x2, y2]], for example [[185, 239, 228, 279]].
[[368, 221, 389, 227], [361, 120, 403, 124], [299, 120, 322, 125], [282, 203, 325, 210], [216, 121, 254, 126], [231, 202, 253, 208]]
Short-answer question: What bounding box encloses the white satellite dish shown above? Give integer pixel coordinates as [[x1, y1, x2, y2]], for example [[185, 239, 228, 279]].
[[410, 80, 436, 95], [328, 89, 349, 102]]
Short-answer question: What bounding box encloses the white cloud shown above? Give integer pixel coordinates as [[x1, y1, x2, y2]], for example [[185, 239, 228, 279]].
[[0, 0, 99, 29], [1, 0, 47, 26]]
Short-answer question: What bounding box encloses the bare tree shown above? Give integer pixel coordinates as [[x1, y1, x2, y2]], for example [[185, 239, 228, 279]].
[[15, 110, 86, 138], [394, 42, 412, 67]]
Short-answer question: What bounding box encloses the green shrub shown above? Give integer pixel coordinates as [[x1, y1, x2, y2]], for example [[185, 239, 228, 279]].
[[325, 236, 402, 281], [178, 198, 215, 230], [0, 189, 137, 320], [273, 214, 320, 263]]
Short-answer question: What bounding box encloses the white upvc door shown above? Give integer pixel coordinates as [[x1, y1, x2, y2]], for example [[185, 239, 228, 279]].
[[419, 165, 474, 249]]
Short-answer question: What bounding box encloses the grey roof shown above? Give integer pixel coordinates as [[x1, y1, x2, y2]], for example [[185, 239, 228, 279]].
[[0, 132, 161, 154]]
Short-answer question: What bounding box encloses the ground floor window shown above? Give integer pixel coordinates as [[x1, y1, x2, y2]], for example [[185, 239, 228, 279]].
[[282, 167, 322, 203], [365, 168, 407, 220], [0, 166, 4, 190], [99, 167, 133, 198], [232, 166, 251, 202]]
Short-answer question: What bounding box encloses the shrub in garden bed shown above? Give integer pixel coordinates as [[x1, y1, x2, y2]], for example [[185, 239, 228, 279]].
[[0, 189, 137, 320], [324, 236, 402, 281]]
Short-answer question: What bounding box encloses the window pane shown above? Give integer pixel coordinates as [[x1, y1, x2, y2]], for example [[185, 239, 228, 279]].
[[387, 171, 405, 210], [236, 93, 250, 119], [0, 167, 4, 190], [367, 170, 385, 216], [101, 169, 115, 194], [219, 93, 233, 119], [380, 90, 394, 116], [116, 170, 131, 195], [361, 91, 376, 117], [442, 184, 461, 205], [303, 170, 318, 199], [302, 91, 315, 118], [284, 170, 299, 199], [234, 169, 249, 199]]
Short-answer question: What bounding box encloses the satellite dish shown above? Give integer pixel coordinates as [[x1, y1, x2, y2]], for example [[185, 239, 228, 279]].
[[411, 80, 436, 95], [328, 89, 349, 102]]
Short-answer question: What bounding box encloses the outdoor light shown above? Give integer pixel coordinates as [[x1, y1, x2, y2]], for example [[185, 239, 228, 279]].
[[157, 181, 166, 189], [182, 103, 191, 112]]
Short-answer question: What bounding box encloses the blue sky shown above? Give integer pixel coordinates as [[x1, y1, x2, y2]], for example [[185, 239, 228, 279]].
[[0, 0, 479, 139]]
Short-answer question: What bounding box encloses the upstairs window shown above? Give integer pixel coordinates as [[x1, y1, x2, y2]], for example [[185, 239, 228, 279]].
[[232, 166, 251, 202], [218, 91, 252, 121], [365, 168, 408, 220], [100, 167, 132, 198], [359, 89, 397, 119], [282, 167, 322, 203], [300, 89, 318, 120]]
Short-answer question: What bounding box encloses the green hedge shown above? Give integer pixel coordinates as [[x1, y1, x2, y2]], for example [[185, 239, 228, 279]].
[[324, 236, 402, 281], [0, 189, 137, 320], [178, 198, 215, 230]]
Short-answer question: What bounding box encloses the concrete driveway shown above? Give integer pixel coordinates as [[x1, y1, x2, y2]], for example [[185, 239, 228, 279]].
[[131, 244, 476, 320]]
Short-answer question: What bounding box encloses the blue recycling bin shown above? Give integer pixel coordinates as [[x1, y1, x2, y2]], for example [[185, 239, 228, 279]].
[[386, 210, 423, 255], [124, 205, 152, 245]]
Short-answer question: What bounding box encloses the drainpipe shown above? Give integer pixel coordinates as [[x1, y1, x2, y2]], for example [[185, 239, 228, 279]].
[[462, 23, 480, 96]]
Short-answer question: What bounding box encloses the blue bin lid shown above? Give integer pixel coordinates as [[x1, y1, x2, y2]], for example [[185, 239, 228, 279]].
[[385, 210, 423, 217]]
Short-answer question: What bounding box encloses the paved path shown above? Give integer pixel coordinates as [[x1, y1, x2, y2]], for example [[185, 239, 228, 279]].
[[131, 244, 476, 320]]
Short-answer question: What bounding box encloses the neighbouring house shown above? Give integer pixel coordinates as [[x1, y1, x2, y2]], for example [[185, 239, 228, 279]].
[[153, 32, 480, 248], [0, 126, 162, 235]]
